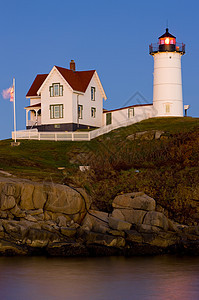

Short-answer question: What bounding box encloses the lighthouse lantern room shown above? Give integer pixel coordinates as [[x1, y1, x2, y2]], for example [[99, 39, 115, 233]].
[[149, 28, 185, 117]]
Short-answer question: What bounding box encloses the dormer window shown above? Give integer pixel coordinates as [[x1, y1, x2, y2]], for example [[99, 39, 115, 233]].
[[91, 87, 95, 101], [49, 83, 63, 97]]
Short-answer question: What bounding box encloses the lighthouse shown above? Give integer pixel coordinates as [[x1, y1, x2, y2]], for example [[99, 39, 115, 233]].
[[149, 28, 185, 117]]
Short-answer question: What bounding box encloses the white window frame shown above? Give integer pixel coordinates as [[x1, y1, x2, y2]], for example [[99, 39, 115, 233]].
[[165, 103, 171, 114], [91, 87, 95, 101], [49, 83, 63, 97], [128, 107, 134, 118], [50, 104, 63, 119], [91, 107, 96, 118], [78, 105, 83, 119]]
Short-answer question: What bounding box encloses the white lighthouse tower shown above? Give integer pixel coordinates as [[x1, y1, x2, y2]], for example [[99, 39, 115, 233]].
[[149, 28, 185, 117]]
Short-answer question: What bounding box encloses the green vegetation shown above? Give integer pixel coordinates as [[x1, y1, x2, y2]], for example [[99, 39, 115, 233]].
[[1, 117, 199, 224]]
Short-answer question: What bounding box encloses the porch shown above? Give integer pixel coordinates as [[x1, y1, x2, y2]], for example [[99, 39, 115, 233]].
[[25, 103, 41, 128]]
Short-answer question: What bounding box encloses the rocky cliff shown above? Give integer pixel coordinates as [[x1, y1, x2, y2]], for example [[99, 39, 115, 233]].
[[0, 177, 198, 256]]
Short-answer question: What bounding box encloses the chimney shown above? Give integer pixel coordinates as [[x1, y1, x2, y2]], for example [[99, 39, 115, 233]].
[[70, 60, 75, 71]]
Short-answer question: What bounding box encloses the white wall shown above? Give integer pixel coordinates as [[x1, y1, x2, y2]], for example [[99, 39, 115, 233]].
[[40, 68, 73, 125], [73, 73, 104, 128], [30, 97, 41, 106], [103, 105, 155, 126], [153, 52, 184, 117]]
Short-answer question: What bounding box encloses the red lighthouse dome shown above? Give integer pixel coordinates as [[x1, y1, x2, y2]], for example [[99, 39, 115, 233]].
[[159, 28, 176, 51]]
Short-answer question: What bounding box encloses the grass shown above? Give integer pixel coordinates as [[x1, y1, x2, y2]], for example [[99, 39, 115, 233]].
[[0, 117, 198, 181]]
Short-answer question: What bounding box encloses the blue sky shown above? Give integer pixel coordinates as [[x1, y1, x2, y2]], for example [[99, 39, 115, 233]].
[[0, 0, 198, 139]]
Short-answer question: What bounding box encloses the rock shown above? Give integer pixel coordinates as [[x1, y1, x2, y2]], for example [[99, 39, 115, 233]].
[[125, 230, 143, 243], [154, 130, 164, 139], [23, 228, 61, 247], [2, 183, 17, 196], [113, 192, 156, 211], [10, 205, 26, 218], [19, 220, 41, 230], [46, 242, 89, 257], [24, 215, 38, 222], [111, 209, 125, 220], [108, 230, 125, 237], [81, 210, 109, 234], [136, 224, 161, 233], [168, 219, 178, 232], [45, 211, 71, 223], [0, 195, 16, 210], [45, 185, 90, 223], [121, 209, 147, 225], [0, 222, 4, 238], [61, 228, 76, 238], [127, 130, 164, 141], [85, 232, 125, 248], [33, 214, 44, 221], [143, 211, 169, 231], [109, 217, 132, 231], [44, 211, 51, 221], [2, 220, 28, 240], [57, 216, 67, 227], [20, 183, 35, 210], [142, 231, 179, 248], [0, 240, 28, 255], [0, 211, 8, 219], [26, 208, 43, 216], [32, 185, 47, 209], [39, 222, 58, 233]]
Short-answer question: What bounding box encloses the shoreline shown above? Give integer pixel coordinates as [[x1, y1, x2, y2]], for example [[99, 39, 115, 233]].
[[0, 176, 199, 257]]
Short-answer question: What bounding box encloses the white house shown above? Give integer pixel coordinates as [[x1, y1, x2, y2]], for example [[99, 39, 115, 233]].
[[26, 60, 155, 133], [26, 60, 107, 131]]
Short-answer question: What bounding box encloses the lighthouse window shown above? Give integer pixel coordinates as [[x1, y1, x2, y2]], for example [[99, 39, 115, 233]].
[[165, 104, 171, 113]]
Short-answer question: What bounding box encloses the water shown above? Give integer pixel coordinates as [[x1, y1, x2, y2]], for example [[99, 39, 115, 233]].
[[0, 255, 199, 300]]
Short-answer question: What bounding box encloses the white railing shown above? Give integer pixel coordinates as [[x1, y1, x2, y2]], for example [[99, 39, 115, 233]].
[[90, 113, 152, 140], [12, 130, 91, 141], [13, 111, 154, 141], [27, 117, 41, 127]]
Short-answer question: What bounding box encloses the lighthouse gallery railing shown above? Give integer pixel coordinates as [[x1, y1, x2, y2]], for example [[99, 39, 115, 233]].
[[149, 43, 185, 55]]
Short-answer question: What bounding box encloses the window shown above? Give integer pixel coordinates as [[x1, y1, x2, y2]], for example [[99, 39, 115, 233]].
[[165, 104, 171, 113], [91, 107, 96, 118], [91, 87, 95, 101], [78, 105, 83, 119], [106, 113, 112, 125], [128, 107, 134, 118], [49, 83, 63, 97], [50, 105, 63, 119]]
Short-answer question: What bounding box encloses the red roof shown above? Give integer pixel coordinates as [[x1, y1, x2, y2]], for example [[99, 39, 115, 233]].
[[26, 74, 48, 97], [26, 66, 95, 97], [55, 66, 95, 92], [103, 104, 153, 113], [25, 103, 41, 109], [159, 28, 176, 39]]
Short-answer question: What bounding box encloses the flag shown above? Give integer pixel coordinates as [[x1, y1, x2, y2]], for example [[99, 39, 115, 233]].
[[2, 78, 17, 142], [2, 85, 14, 102], [10, 86, 14, 102]]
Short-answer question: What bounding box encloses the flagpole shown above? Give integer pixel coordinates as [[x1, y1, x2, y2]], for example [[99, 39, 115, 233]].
[[13, 78, 17, 143]]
